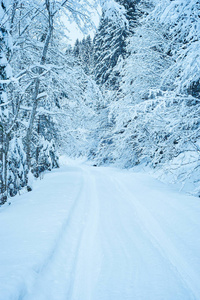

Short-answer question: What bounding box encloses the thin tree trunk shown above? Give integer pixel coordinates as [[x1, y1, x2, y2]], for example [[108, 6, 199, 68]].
[[25, 0, 53, 181], [0, 125, 10, 204], [35, 115, 41, 177], [4, 134, 9, 197], [0, 125, 4, 202], [26, 78, 40, 171]]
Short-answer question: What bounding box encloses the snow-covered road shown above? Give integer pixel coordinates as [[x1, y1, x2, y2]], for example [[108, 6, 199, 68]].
[[1, 163, 200, 300]]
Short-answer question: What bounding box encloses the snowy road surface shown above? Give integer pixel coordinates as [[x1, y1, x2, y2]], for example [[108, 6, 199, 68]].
[[0, 162, 200, 300]]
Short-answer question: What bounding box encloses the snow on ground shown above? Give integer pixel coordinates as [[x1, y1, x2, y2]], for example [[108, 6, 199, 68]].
[[0, 160, 200, 300]]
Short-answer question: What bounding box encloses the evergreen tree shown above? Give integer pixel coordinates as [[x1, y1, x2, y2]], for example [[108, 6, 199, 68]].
[[93, 0, 150, 89], [73, 35, 93, 74], [93, 0, 127, 89], [73, 39, 81, 58], [7, 137, 27, 197]]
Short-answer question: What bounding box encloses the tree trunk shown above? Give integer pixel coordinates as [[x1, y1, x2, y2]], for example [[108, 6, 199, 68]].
[[35, 115, 41, 177], [0, 125, 4, 202], [0, 125, 9, 204], [25, 0, 53, 183]]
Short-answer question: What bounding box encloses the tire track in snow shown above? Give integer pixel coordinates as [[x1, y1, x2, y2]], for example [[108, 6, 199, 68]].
[[67, 168, 101, 300], [112, 175, 200, 300], [90, 169, 168, 299], [21, 169, 89, 300], [96, 183, 132, 299]]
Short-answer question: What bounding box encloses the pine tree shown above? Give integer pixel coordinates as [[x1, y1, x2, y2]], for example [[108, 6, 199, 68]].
[[73, 35, 93, 74], [7, 137, 27, 197], [93, 0, 127, 89], [93, 0, 149, 89]]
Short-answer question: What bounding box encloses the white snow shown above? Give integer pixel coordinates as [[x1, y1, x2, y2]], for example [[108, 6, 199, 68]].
[[103, 0, 127, 26], [0, 160, 200, 300]]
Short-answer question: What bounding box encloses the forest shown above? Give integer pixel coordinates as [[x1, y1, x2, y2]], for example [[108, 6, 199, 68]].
[[1, 0, 200, 203], [1, 1, 200, 299]]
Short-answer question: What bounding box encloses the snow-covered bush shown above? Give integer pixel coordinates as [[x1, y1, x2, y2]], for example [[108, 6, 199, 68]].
[[7, 137, 27, 197]]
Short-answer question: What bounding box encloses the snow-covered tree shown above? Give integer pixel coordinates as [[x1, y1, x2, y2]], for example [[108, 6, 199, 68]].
[[0, 0, 13, 203], [55, 51, 106, 159], [0, 0, 99, 203], [93, 0, 155, 89], [155, 0, 200, 97], [120, 16, 171, 104], [73, 35, 94, 74], [93, 0, 128, 89]]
